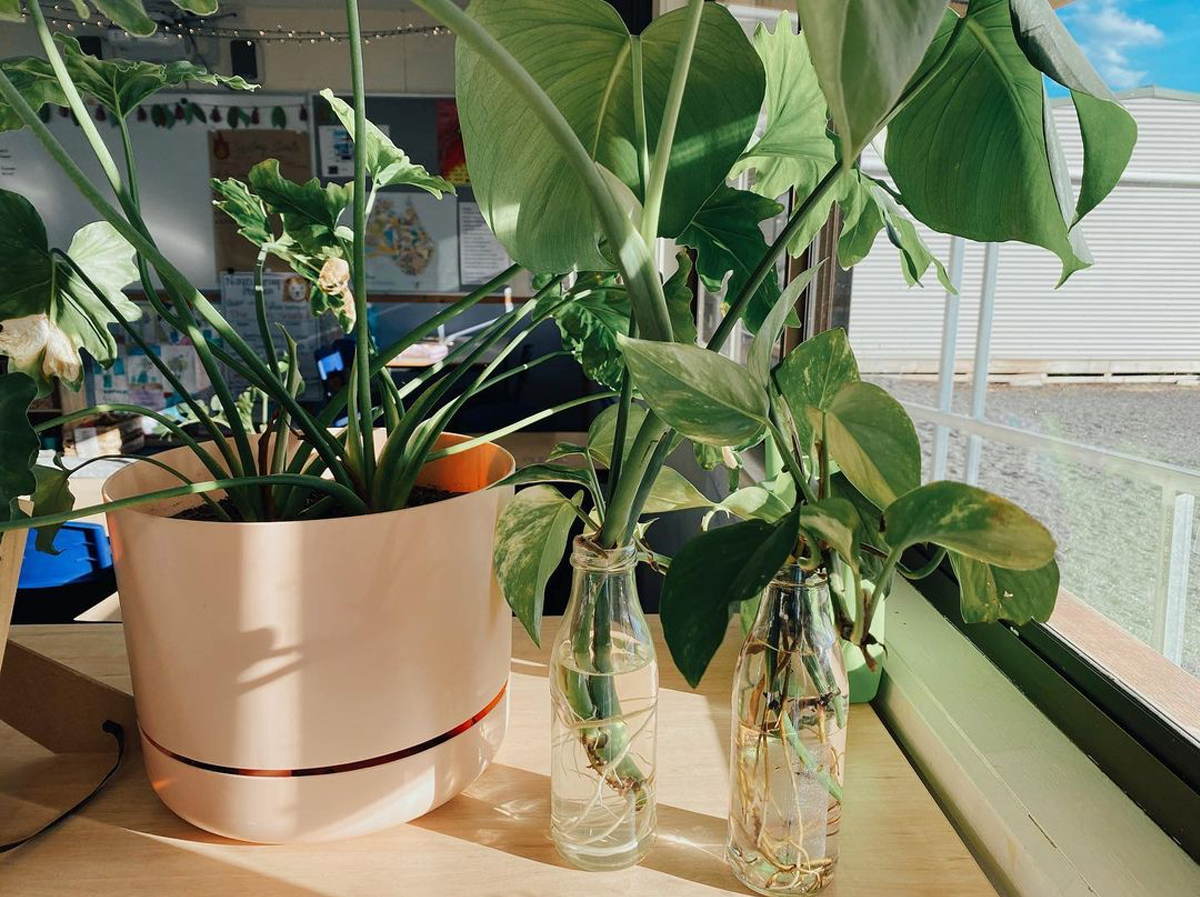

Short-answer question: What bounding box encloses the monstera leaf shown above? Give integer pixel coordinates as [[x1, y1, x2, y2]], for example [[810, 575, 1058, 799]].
[[454, 0, 764, 271], [319, 89, 454, 195], [0, 190, 139, 395], [677, 185, 784, 335], [837, 172, 952, 290], [731, 12, 834, 202], [211, 177, 273, 247], [796, 0, 947, 168], [552, 253, 696, 390], [885, 0, 1130, 284], [248, 160, 352, 250]]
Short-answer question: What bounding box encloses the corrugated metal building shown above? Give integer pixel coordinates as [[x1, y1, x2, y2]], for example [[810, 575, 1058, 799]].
[[849, 88, 1200, 378]]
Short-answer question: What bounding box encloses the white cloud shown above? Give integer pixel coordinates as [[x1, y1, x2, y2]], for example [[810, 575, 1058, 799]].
[[1065, 0, 1164, 89]]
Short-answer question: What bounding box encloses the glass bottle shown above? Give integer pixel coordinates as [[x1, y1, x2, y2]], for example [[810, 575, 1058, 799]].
[[727, 566, 849, 895], [549, 536, 657, 871]]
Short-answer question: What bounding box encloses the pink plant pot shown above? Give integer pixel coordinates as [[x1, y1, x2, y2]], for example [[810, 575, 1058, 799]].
[[103, 432, 514, 842]]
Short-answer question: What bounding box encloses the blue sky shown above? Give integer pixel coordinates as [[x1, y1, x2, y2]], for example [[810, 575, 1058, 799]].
[[1057, 0, 1200, 94]]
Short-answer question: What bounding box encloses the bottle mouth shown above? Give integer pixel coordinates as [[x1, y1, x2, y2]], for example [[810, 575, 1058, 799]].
[[570, 535, 638, 572], [768, 564, 829, 589]]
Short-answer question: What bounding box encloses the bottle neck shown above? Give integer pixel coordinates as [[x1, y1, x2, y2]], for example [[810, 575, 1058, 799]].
[[749, 565, 836, 655]]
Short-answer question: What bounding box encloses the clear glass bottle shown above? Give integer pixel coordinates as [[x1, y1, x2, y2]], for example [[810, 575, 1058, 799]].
[[549, 536, 657, 871], [727, 566, 849, 895]]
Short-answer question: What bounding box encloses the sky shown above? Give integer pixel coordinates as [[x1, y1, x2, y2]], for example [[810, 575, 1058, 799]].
[[1057, 0, 1200, 94]]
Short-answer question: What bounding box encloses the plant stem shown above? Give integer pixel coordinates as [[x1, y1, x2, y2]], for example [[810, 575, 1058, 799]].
[[426, 392, 618, 461], [857, 548, 901, 644], [253, 246, 279, 374], [344, 0, 375, 489], [55, 452, 233, 522], [766, 418, 810, 502], [639, 0, 703, 246]]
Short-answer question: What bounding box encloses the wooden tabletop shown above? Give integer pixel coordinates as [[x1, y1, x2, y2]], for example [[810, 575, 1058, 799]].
[[0, 620, 995, 896]]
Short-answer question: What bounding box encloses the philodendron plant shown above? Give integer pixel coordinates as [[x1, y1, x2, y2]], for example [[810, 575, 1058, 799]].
[[409, 0, 1130, 637], [0, 0, 618, 545], [624, 324, 1059, 686]]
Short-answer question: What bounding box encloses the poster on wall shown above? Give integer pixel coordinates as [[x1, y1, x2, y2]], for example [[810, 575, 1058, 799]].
[[209, 129, 312, 274], [219, 272, 340, 399], [436, 99, 469, 186], [365, 193, 459, 293], [458, 201, 511, 285], [318, 121, 390, 178]]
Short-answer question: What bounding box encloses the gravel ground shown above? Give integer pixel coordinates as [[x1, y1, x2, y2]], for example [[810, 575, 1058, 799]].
[[867, 377, 1200, 678]]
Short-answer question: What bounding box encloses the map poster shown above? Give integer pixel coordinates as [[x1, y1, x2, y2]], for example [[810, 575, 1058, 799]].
[[365, 193, 459, 293], [458, 201, 512, 286]]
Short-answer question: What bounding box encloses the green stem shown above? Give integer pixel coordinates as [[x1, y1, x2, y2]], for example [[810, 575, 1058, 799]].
[[1, 474, 369, 535], [597, 412, 669, 547], [639, 0, 703, 246], [253, 246, 279, 375], [630, 37, 649, 195], [766, 418, 811, 503], [56, 453, 233, 523], [344, 0, 375, 488], [898, 546, 947, 581], [857, 548, 901, 644]]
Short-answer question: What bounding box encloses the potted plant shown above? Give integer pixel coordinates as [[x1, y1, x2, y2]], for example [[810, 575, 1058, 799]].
[[405, 0, 1132, 875], [0, 0, 611, 842]]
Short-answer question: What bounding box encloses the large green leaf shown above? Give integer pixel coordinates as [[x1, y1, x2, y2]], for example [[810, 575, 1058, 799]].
[[661, 510, 800, 687], [950, 552, 1060, 625], [248, 160, 352, 247], [884, 1, 1094, 284], [56, 1, 216, 37], [619, 335, 767, 446], [643, 465, 711, 515], [709, 472, 796, 526], [0, 372, 39, 526], [774, 326, 859, 453], [730, 12, 834, 201], [455, 0, 764, 271], [796, 0, 947, 168], [837, 172, 953, 290], [211, 177, 273, 247], [885, 480, 1056, 570], [1009, 0, 1136, 224], [493, 485, 580, 645], [319, 89, 454, 196], [586, 401, 645, 468], [797, 497, 860, 570], [677, 184, 784, 334], [0, 191, 139, 396], [819, 381, 920, 509]]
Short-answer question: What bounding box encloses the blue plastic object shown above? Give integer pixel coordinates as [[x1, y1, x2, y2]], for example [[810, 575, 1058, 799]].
[[18, 522, 113, 590]]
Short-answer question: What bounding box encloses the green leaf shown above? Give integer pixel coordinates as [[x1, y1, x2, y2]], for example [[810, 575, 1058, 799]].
[[774, 326, 860, 453], [552, 277, 630, 391], [211, 177, 273, 246], [248, 159, 352, 249], [493, 485, 580, 645], [661, 510, 800, 687], [837, 172, 953, 291], [797, 497, 859, 569], [731, 12, 835, 200], [643, 465, 711, 515], [0, 191, 138, 396], [819, 381, 919, 508], [586, 401, 646, 468], [884, 480, 1056, 570], [84, 1, 156, 36], [662, 250, 697, 346], [619, 335, 767, 446], [1009, 0, 1136, 224], [950, 552, 1060, 625], [0, 57, 68, 132], [796, 0, 947, 168], [748, 262, 821, 386], [30, 464, 75, 555], [173, 0, 218, 15], [0, 371, 39, 525], [677, 184, 784, 334], [709, 472, 796, 526], [0, 1, 23, 23], [455, 0, 764, 271], [271, 105, 287, 129], [318, 89, 454, 196], [884, 1, 1094, 285]]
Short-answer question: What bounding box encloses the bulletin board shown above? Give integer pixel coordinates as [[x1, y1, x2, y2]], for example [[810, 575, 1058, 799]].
[[313, 93, 516, 296]]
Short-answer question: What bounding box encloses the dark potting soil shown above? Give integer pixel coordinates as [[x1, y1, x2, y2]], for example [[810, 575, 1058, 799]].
[[171, 484, 463, 522]]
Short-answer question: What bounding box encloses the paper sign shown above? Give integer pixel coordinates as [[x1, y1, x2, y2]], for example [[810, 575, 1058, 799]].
[[458, 201, 511, 286]]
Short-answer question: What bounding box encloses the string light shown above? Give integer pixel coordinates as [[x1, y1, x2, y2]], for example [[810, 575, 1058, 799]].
[[33, 4, 452, 45]]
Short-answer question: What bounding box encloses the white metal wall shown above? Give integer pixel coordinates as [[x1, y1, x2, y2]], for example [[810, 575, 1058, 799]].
[[849, 91, 1200, 376]]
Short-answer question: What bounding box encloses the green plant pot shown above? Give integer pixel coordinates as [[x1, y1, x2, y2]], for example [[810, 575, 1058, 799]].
[[842, 595, 884, 703]]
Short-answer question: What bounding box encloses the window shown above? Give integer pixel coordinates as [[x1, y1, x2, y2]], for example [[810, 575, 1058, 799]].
[[845, 90, 1200, 852]]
